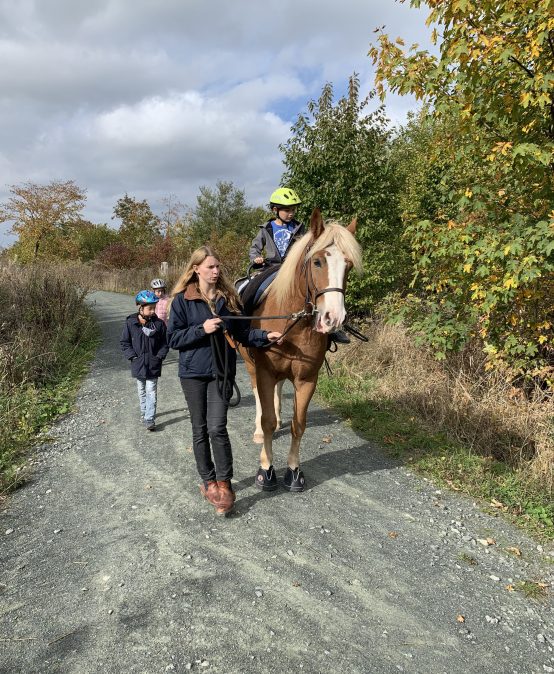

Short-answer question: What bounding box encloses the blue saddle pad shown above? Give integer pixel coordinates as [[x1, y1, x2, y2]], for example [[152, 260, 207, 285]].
[[237, 266, 278, 315]]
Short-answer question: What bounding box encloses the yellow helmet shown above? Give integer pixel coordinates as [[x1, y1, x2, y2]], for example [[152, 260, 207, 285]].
[[269, 187, 302, 206]]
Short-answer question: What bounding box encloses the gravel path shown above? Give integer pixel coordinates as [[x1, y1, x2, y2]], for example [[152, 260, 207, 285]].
[[1, 290, 553, 674]]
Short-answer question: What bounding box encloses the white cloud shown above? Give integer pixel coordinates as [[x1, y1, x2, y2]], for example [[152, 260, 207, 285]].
[[0, 0, 434, 246]]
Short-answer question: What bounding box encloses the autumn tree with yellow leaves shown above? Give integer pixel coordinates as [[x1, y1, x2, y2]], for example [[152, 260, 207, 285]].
[[370, 0, 554, 379]]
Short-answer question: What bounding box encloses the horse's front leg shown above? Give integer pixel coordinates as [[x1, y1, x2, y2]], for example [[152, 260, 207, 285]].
[[284, 378, 317, 492], [255, 368, 279, 491]]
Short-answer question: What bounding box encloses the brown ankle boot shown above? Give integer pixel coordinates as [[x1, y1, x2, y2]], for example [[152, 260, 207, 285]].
[[215, 480, 235, 515], [199, 480, 220, 509]]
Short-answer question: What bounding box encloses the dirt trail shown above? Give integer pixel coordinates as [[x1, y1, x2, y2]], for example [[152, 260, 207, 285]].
[[1, 290, 553, 674]]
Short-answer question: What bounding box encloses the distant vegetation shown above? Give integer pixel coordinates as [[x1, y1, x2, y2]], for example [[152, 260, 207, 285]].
[[0, 179, 263, 283]]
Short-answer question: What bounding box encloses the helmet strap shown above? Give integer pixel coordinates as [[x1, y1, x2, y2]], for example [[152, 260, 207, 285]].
[[273, 205, 291, 225], [138, 306, 151, 321]]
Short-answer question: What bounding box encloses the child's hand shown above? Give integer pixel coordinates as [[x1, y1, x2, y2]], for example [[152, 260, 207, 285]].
[[267, 331, 283, 344], [254, 256, 264, 264], [203, 317, 223, 334]]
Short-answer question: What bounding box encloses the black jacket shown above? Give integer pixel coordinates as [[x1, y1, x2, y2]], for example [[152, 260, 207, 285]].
[[120, 314, 169, 379], [167, 283, 270, 380]]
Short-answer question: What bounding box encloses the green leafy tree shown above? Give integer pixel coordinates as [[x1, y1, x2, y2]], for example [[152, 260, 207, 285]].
[[369, 1, 554, 376], [74, 222, 119, 262], [187, 181, 266, 250], [280, 74, 409, 310], [1, 180, 86, 262], [113, 194, 162, 248]]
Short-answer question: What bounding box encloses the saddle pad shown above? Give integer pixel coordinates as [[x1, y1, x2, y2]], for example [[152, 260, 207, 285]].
[[239, 265, 279, 315]]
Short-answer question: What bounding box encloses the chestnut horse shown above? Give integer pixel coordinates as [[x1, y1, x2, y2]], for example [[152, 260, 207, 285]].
[[239, 208, 362, 492]]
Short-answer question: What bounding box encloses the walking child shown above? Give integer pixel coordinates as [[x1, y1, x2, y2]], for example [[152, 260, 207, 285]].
[[150, 278, 170, 325], [120, 290, 169, 431]]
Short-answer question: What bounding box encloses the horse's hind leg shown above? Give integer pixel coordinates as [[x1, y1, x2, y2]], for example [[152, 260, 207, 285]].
[[254, 369, 279, 490], [253, 385, 264, 444], [253, 379, 284, 443], [274, 380, 284, 431], [284, 378, 316, 492]]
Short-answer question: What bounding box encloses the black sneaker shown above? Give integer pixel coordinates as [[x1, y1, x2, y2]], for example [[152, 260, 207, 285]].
[[255, 465, 277, 491], [330, 329, 350, 344], [283, 466, 306, 492]]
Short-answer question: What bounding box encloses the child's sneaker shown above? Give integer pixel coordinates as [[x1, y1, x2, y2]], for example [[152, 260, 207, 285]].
[[330, 329, 350, 344], [144, 420, 156, 431]]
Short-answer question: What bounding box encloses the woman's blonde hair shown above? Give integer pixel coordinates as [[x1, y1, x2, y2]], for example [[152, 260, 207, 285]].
[[171, 245, 241, 314]]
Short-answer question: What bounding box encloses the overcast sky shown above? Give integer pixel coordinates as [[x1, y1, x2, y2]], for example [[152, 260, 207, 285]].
[[0, 0, 433, 246]]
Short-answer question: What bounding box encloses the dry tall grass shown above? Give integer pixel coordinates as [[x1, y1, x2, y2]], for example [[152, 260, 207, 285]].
[[330, 321, 553, 492], [59, 246, 251, 297], [0, 262, 98, 491]]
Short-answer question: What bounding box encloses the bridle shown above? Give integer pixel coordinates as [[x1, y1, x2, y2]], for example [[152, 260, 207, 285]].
[[301, 244, 346, 321], [302, 246, 345, 311], [216, 241, 348, 340]]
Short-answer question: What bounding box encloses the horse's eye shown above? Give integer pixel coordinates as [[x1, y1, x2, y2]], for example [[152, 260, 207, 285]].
[[313, 259, 322, 268]]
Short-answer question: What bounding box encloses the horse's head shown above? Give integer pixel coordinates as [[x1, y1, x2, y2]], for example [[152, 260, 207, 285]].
[[306, 208, 361, 334]]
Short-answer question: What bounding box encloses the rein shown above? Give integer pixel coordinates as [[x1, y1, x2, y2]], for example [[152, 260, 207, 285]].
[[218, 244, 347, 339], [214, 308, 311, 321]]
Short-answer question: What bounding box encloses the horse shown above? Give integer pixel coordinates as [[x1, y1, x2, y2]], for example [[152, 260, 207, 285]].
[[239, 208, 362, 492]]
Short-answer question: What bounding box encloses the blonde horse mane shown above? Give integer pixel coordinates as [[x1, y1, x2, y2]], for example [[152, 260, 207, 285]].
[[269, 221, 363, 306]]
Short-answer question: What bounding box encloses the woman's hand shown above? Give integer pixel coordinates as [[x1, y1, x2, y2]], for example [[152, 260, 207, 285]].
[[254, 256, 264, 264], [266, 331, 283, 344], [203, 317, 223, 334]]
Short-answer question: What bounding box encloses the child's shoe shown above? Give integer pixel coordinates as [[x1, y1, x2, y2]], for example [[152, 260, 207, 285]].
[[144, 419, 156, 431], [330, 329, 350, 344]]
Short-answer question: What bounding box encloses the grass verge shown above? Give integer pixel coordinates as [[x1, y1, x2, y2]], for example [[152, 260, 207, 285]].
[[317, 369, 554, 543]]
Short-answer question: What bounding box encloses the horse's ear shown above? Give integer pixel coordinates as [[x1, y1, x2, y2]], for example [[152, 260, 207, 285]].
[[346, 217, 357, 235], [310, 208, 325, 239]]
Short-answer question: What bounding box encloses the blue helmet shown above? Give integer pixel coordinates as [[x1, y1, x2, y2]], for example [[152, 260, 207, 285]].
[[135, 290, 159, 306]]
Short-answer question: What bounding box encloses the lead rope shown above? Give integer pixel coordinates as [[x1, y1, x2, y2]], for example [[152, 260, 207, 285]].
[[210, 330, 241, 407], [200, 289, 242, 407]]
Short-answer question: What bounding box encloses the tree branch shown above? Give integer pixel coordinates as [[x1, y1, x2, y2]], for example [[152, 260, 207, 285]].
[[509, 55, 534, 78]]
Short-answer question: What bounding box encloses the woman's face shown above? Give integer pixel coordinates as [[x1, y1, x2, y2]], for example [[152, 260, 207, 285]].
[[194, 255, 220, 285]]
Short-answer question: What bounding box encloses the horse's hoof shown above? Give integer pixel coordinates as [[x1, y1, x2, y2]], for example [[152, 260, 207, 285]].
[[255, 465, 278, 491], [283, 467, 306, 492], [253, 433, 264, 444]]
